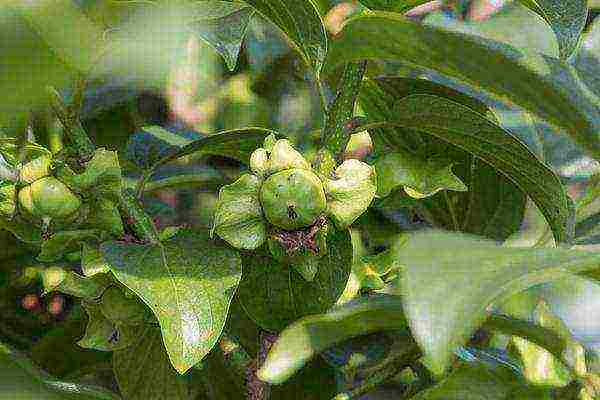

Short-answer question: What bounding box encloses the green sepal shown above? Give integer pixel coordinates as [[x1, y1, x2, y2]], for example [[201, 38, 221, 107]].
[[37, 229, 102, 262], [267, 139, 311, 174], [84, 199, 124, 237], [375, 149, 468, 198], [324, 159, 377, 229], [212, 173, 266, 250]]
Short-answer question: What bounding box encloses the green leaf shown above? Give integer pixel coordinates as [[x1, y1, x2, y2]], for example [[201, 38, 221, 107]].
[[188, 2, 255, 71], [83, 199, 124, 238], [79, 301, 139, 352], [360, 0, 432, 13], [238, 226, 352, 332], [61, 148, 122, 202], [152, 128, 281, 171], [113, 326, 189, 400], [0, 341, 120, 400], [38, 230, 102, 263], [517, 0, 588, 59], [324, 159, 378, 229], [241, 0, 327, 75], [367, 94, 573, 245], [101, 229, 242, 374], [324, 12, 600, 162], [41, 266, 110, 299], [412, 362, 552, 400], [396, 230, 600, 374], [82, 243, 110, 277], [359, 77, 527, 241], [212, 173, 266, 250], [258, 294, 407, 384], [375, 149, 467, 198]]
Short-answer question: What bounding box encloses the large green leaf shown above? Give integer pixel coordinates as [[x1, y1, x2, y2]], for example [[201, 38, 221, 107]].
[[412, 362, 552, 400], [360, 0, 432, 13], [395, 230, 600, 374], [188, 2, 255, 71], [364, 93, 570, 244], [241, 0, 327, 75], [101, 229, 242, 374], [0, 342, 120, 400], [517, 0, 588, 60], [112, 326, 189, 400], [79, 301, 139, 352], [238, 227, 352, 332], [258, 294, 407, 384], [324, 12, 600, 162]]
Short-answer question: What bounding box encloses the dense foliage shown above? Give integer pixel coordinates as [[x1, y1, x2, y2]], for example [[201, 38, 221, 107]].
[[1, 0, 600, 399]]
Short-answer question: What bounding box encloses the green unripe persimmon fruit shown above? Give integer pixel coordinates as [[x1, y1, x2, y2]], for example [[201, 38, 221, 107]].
[[18, 177, 81, 221], [259, 168, 326, 230], [20, 155, 53, 184]]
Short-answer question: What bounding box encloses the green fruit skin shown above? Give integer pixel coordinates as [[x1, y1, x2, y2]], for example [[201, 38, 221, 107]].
[[100, 286, 148, 324], [20, 155, 53, 184], [260, 168, 326, 230], [18, 177, 81, 221]]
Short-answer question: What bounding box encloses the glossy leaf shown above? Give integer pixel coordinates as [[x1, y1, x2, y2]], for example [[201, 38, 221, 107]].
[[212, 173, 266, 250], [241, 0, 327, 75], [113, 326, 189, 400], [238, 227, 352, 332], [60, 149, 122, 202], [359, 77, 527, 241], [324, 12, 600, 162], [79, 301, 138, 352], [396, 230, 600, 374], [412, 362, 552, 400], [366, 94, 573, 244], [152, 128, 281, 170], [82, 243, 110, 277], [0, 342, 120, 400], [517, 0, 588, 59], [125, 126, 202, 171], [101, 229, 242, 374], [189, 2, 255, 71], [41, 269, 109, 301], [375, 149, 467, 198], [38, 230, 102, 263], [258, 294, 407, 384], [360, 0, 432, 13]]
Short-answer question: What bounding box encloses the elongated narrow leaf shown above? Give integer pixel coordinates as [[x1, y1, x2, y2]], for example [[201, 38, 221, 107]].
[[517, 0, 588, 60], [189, 2, 255, 71], [0, 342, 120, 400], [153, 128, 280, 169], [101, 229, 242, 374], [258, 295, 407, 384], [241, 0, 327, 75], [324, 12, 600, 162], [395, 230, 600, 374], [369, 94, 572, 244], [113, 326, 189, 400], [360, 0, 433, 13]]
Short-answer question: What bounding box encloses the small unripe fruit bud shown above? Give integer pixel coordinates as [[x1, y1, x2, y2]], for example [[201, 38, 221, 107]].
[[260, 168, 326, 230], [250, 148, 269, 177], [18, 177, 81, 221]]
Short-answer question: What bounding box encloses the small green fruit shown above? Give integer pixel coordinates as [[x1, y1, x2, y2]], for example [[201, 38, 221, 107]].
[[268, 139, 311, 174], [41, 266, 66, 291], [100, 286, 149, 324], [18, 177, 81, 221], [250, 148, 269, 177], [260, 168, 326, 230], [20, 155, 53, 184]]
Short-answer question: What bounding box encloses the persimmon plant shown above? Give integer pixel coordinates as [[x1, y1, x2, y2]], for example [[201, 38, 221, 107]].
[[1, 0, 600, 399]]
